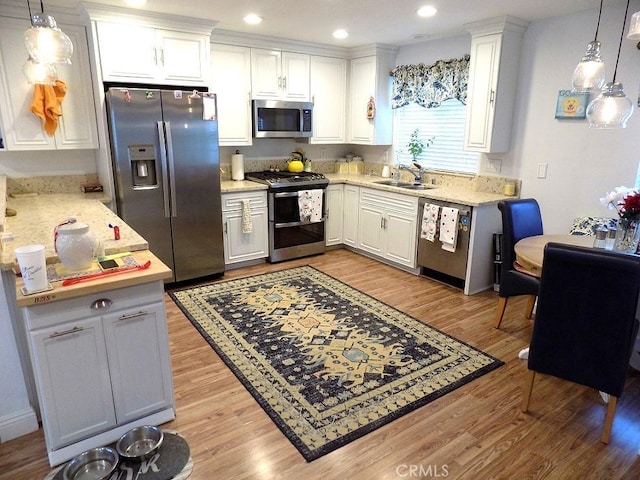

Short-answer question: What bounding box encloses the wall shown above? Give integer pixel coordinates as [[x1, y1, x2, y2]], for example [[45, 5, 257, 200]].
[[509, 0, 640, 233]]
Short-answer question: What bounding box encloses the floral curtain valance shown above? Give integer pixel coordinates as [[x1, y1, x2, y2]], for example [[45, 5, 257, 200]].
[[390, 55, 470, 109]]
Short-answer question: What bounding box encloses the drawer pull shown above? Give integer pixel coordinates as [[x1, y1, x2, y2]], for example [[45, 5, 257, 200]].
[[49, 326, 84, 339], [117, 311, 149, 322], [91, 298, 113, 310]]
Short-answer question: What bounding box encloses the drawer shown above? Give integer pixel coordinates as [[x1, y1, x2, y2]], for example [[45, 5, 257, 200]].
[[360, 187, 418, 214], [222, 191, 268, 212], [23, 281, 164, 331]]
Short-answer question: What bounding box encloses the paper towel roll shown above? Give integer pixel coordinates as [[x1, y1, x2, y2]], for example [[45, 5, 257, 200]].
[[231, 153, 245, 181]]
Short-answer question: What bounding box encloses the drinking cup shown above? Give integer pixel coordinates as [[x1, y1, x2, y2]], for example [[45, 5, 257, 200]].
[[15, 244, 48, 292]]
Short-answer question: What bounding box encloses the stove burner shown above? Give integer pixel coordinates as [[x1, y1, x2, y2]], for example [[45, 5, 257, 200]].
[[246, 171, 328, 188]]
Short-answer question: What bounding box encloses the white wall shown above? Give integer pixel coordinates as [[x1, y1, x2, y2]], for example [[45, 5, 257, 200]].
[[0, 150, 97, 177], [509, 1, 640, 233]]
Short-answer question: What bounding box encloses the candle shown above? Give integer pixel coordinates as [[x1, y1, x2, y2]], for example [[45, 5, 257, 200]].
[[504, 182, 516, 196]]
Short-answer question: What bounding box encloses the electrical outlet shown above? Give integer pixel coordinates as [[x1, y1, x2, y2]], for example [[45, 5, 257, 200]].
[[487, 158, 502, 173], [320, 148, 326, 159]]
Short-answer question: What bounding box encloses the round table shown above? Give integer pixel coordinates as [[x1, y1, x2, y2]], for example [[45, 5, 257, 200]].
[[514, 234, 594, 277]]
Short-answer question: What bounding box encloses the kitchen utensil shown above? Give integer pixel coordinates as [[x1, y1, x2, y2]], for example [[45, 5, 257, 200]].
[[63, 447, 118, 480], [62, 260, 151, 286], [287, 153, 304, 173], [116, 425, 164, 462]]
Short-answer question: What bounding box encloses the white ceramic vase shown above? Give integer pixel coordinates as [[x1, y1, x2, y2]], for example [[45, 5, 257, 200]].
[[55, 222, 97, 271]]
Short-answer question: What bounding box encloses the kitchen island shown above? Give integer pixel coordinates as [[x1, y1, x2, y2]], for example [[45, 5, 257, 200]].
[[0, 188, 174, 466]]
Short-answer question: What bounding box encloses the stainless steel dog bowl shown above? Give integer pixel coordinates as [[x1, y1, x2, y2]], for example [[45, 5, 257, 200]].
[[116, 425, 164, 462], [63, 446, 118, 480]]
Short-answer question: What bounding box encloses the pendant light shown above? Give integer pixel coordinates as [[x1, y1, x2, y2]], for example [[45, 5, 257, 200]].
[[586, 0, 635, 128], [572, 0, 606, 92], [628, 9, 640, 39], [23, 0, 73, 66]]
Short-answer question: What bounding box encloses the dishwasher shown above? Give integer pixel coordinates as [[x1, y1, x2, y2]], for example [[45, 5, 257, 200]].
[[417, 197, 472, 288]]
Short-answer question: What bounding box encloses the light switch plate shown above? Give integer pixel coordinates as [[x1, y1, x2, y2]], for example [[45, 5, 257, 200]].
[[537, 163, 548, 179]]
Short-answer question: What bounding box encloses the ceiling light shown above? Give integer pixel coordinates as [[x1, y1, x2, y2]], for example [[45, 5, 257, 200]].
[[587, 0, 634, 128], [244, 14, 263, 25], [333, 29, 348, 40], [417, 6, 437, 18], [572, 0, 605, 92]]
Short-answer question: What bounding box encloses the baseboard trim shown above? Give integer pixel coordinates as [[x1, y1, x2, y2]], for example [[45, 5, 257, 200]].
[[0, 407, 39, 443]]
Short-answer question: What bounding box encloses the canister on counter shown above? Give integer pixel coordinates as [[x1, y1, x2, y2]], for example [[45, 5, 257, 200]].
[[335, 158, 348, 174], [349, 156, 364, 175]]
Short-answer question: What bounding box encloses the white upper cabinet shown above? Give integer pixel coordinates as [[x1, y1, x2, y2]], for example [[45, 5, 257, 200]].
[[95, 22, 210, 85], [0, 17, 98, 150], [310, 55, 347, 144], [251, 49, 310, 101], [464, 17, 527, 153], [347, 47, 396, 145], [211, 44, 252, 146]]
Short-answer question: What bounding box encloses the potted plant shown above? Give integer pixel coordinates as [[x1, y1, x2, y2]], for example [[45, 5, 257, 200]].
[[407, 129, 434, 163]]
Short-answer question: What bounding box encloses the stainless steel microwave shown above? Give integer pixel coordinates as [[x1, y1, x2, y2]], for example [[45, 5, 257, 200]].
[[252, 100, 313, 138]]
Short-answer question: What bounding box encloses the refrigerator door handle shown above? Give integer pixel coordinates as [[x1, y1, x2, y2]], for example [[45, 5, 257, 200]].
[[164, 121, 178, 218], [157, 121, 171, 218]]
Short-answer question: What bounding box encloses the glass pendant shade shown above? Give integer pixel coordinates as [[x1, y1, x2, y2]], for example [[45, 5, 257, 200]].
[[572, 41, 606, 92], [628, 11, 640, 39], [24, 13, 73, 65], [586, 82, 634, 128], [22, 56, 57, 84]]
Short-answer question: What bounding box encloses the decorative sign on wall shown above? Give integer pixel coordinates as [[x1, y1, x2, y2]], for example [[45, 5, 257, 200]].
[[555, 90, 589, 119]]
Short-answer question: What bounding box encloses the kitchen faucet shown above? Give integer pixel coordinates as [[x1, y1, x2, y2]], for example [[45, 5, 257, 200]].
[[399, 162, 425, 185]]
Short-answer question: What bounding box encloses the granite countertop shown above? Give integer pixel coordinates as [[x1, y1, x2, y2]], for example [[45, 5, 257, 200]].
[[221, 173, 514, 206], [1, 194, 147, 269]]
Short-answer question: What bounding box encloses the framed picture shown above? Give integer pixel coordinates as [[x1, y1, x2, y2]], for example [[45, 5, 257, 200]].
[[555, 90, 590, 119]]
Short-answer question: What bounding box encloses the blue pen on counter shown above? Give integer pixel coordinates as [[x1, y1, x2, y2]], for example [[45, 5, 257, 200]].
[[108, 223, 121, 240]]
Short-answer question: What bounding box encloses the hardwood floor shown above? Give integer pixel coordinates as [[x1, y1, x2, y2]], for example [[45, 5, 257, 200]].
[[2, 249, 640, 479]]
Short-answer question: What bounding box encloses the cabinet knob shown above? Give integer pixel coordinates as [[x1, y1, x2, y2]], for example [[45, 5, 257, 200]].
[[91, 298, 113, 310]]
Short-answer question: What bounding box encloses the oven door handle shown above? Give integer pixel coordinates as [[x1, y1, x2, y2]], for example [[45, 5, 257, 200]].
[[273, 191, 300, 198], [274, 220, 319, 228]]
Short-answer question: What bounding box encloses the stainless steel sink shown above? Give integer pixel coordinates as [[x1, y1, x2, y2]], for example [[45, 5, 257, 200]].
[[373, 180, 437, 190]]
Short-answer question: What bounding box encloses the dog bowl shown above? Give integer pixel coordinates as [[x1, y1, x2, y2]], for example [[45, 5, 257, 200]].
[[63, 447, 118, 480], [116, 425, 164, 462]]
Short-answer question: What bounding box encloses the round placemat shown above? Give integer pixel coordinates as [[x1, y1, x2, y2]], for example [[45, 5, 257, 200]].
[[46, 431, 191, 480]]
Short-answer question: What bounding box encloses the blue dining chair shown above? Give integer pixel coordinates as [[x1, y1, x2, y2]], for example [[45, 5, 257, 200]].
[[521, 243, 640, 443], [494, 198, 544, 329]]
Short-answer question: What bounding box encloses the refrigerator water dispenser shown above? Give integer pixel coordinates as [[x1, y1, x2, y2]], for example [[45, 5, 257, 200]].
[[129, 145, 158, 188]]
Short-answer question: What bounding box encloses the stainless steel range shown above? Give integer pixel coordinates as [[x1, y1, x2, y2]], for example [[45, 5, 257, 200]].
[[246, 170, 329, 262]]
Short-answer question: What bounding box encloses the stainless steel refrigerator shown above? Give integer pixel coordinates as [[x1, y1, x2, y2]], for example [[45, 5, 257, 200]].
[[105, 88, 224, 282]]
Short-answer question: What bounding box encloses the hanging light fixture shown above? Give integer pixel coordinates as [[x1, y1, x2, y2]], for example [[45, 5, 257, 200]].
[[628, 8, 640, 39], [586, 0, 635, 128], [572, 0, 606, 92], [23, 0, 73, 66], [22, 55, 57, 84]]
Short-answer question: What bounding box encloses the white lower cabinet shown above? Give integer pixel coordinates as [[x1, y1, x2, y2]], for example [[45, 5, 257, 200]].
[[357, 187, 419, 268], [23, 281, 175, 466], [343, 185, 360, 247], [222, 190, 269, 266], [326, 184, 344, 246]]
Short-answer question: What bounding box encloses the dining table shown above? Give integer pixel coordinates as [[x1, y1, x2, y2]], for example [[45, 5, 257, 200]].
[[514, 234, 595, 277]]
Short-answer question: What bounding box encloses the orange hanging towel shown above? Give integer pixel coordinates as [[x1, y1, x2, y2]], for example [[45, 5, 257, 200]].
[[30, 80, 67, 136]]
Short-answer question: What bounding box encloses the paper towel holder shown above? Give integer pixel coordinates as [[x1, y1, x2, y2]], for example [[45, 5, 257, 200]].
[[231, 149, 245, 181]]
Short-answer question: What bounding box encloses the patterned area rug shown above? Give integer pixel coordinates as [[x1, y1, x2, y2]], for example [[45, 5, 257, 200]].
[[169, 266, 503, 461]]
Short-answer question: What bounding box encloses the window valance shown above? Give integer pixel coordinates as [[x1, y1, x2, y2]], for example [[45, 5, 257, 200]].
[[390, 55, 470, 109]]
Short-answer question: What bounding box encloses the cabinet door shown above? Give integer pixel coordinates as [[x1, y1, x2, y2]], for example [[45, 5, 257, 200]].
[[30, 317, 116, 449], [103, 302, 174, 425], [348, 56, 376, 144], [251, 49, 282, 99], [54, 24, 99, 149], [310, 56, 346, 143], [281, 52, 310, 100], [223, 208, 269, 264], [326, 184, 344, 245], [211, 44, 252, 146], [464, 34, 500, 152], [97, 22, 157, 82], [385, 210, 418, 268], [158, 29, 209, 84], [358, 203, 384, 256], [343, 185, 360, 247]]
